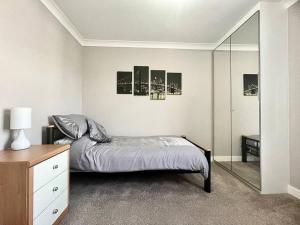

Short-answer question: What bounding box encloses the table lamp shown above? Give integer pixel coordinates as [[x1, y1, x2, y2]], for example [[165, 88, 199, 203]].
[[10, 107, 32, 150]]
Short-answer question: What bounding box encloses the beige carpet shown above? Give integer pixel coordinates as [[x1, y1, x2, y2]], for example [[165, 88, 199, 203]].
[[61, 164, 300, 225]]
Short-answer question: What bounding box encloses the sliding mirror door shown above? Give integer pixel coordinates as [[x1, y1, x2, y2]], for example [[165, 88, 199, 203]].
[[231, 12, 260, 189], [213, 37, 231, 170], [213, 12, 261, 190]]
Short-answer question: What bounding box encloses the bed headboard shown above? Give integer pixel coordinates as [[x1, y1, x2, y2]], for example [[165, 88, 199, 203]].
[[46, 125, 65, 144]]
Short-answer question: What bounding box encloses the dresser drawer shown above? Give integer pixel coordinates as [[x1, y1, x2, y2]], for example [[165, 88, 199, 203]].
[[33, 189, 69, 225], [33, 170, 68, 219], [34, 150, 69, 192]]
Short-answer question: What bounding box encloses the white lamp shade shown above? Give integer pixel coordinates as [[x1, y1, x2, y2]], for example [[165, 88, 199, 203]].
[[10, 107, 32, 129]]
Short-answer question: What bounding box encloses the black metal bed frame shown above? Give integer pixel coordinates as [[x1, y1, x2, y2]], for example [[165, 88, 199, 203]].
[[242, 135, 260, 163], [46, 126, 211, 193]]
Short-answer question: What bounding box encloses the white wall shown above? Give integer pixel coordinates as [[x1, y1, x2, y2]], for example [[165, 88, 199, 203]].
[[260, 2, 290, 194], [82, 47, 212, 148], [0, 0, 83, 150], [288, 1, 300, 190]]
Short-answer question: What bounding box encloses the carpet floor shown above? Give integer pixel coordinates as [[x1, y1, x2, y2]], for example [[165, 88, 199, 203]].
[[61, 164, 300, 225]]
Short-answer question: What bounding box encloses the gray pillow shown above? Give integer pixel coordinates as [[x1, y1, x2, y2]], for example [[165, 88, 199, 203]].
[[87, 119, 111, 143], [54, 137, 74, 145], [52, 114, 88, 140]]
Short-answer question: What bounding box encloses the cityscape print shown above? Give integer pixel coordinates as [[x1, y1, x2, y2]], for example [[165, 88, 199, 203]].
[[117, 67, 183, 99], [134, 66, 149, 96], [117, 71, 132, 94], [243, 74, 258, 96], [167, 73, 182, 95], [150, 70, 165, 100]]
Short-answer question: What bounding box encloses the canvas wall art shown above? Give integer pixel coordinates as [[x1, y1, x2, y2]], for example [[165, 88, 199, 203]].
[[117, 71, 132, 94], [134, 66, 149, 96], [150, 70, 165, 100], [243, 74, 258, 96], [167, 73, 182, 95]]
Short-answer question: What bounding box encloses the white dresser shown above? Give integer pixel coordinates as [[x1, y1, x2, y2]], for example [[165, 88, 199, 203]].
[[0, 145, 70, 225]]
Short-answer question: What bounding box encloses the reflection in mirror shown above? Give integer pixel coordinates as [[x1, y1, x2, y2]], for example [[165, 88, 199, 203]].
[[213, 11, 260, 190], [231, 12, 260, 189], [213, 37, 231, 171]]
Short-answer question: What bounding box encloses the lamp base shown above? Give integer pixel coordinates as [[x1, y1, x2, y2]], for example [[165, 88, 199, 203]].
[[11, 129, 31, 150]]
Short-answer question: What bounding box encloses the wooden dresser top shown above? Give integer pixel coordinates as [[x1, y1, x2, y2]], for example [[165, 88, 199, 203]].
[[0, 145, 70, 167]]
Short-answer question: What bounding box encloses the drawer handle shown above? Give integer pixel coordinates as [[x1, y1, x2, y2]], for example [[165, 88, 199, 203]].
[[53, 209, 59, 214], [53, 164, 59, 170], [53, 187, 59, 192]]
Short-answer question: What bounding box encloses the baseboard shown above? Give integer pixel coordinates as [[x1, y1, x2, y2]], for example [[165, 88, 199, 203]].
[[214, 156, 259, 162], [288, 185, 300, 199], [214, 156, 241, 161]]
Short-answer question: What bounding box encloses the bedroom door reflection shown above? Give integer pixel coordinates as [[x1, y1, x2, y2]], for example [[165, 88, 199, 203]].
[[213, 12, 261, 190]]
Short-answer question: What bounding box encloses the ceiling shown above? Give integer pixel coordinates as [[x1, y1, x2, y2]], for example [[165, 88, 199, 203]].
[[49, 0, 282, 48]]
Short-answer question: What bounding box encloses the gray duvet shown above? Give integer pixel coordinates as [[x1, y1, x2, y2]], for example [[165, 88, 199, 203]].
[[70, 135, 209, 179]]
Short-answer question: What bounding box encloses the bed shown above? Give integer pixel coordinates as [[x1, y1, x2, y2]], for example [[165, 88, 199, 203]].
[[46, 125, 211, 193]]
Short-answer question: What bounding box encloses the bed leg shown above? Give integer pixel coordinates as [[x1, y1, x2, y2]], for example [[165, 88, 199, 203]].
[[204, 150, 211, 193]]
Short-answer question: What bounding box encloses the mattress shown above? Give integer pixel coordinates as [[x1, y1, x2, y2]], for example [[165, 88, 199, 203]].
[[70, 135, 209, 179]]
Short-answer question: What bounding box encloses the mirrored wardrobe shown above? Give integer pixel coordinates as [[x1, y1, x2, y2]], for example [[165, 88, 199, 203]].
[[213, 12, 261, 190]]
